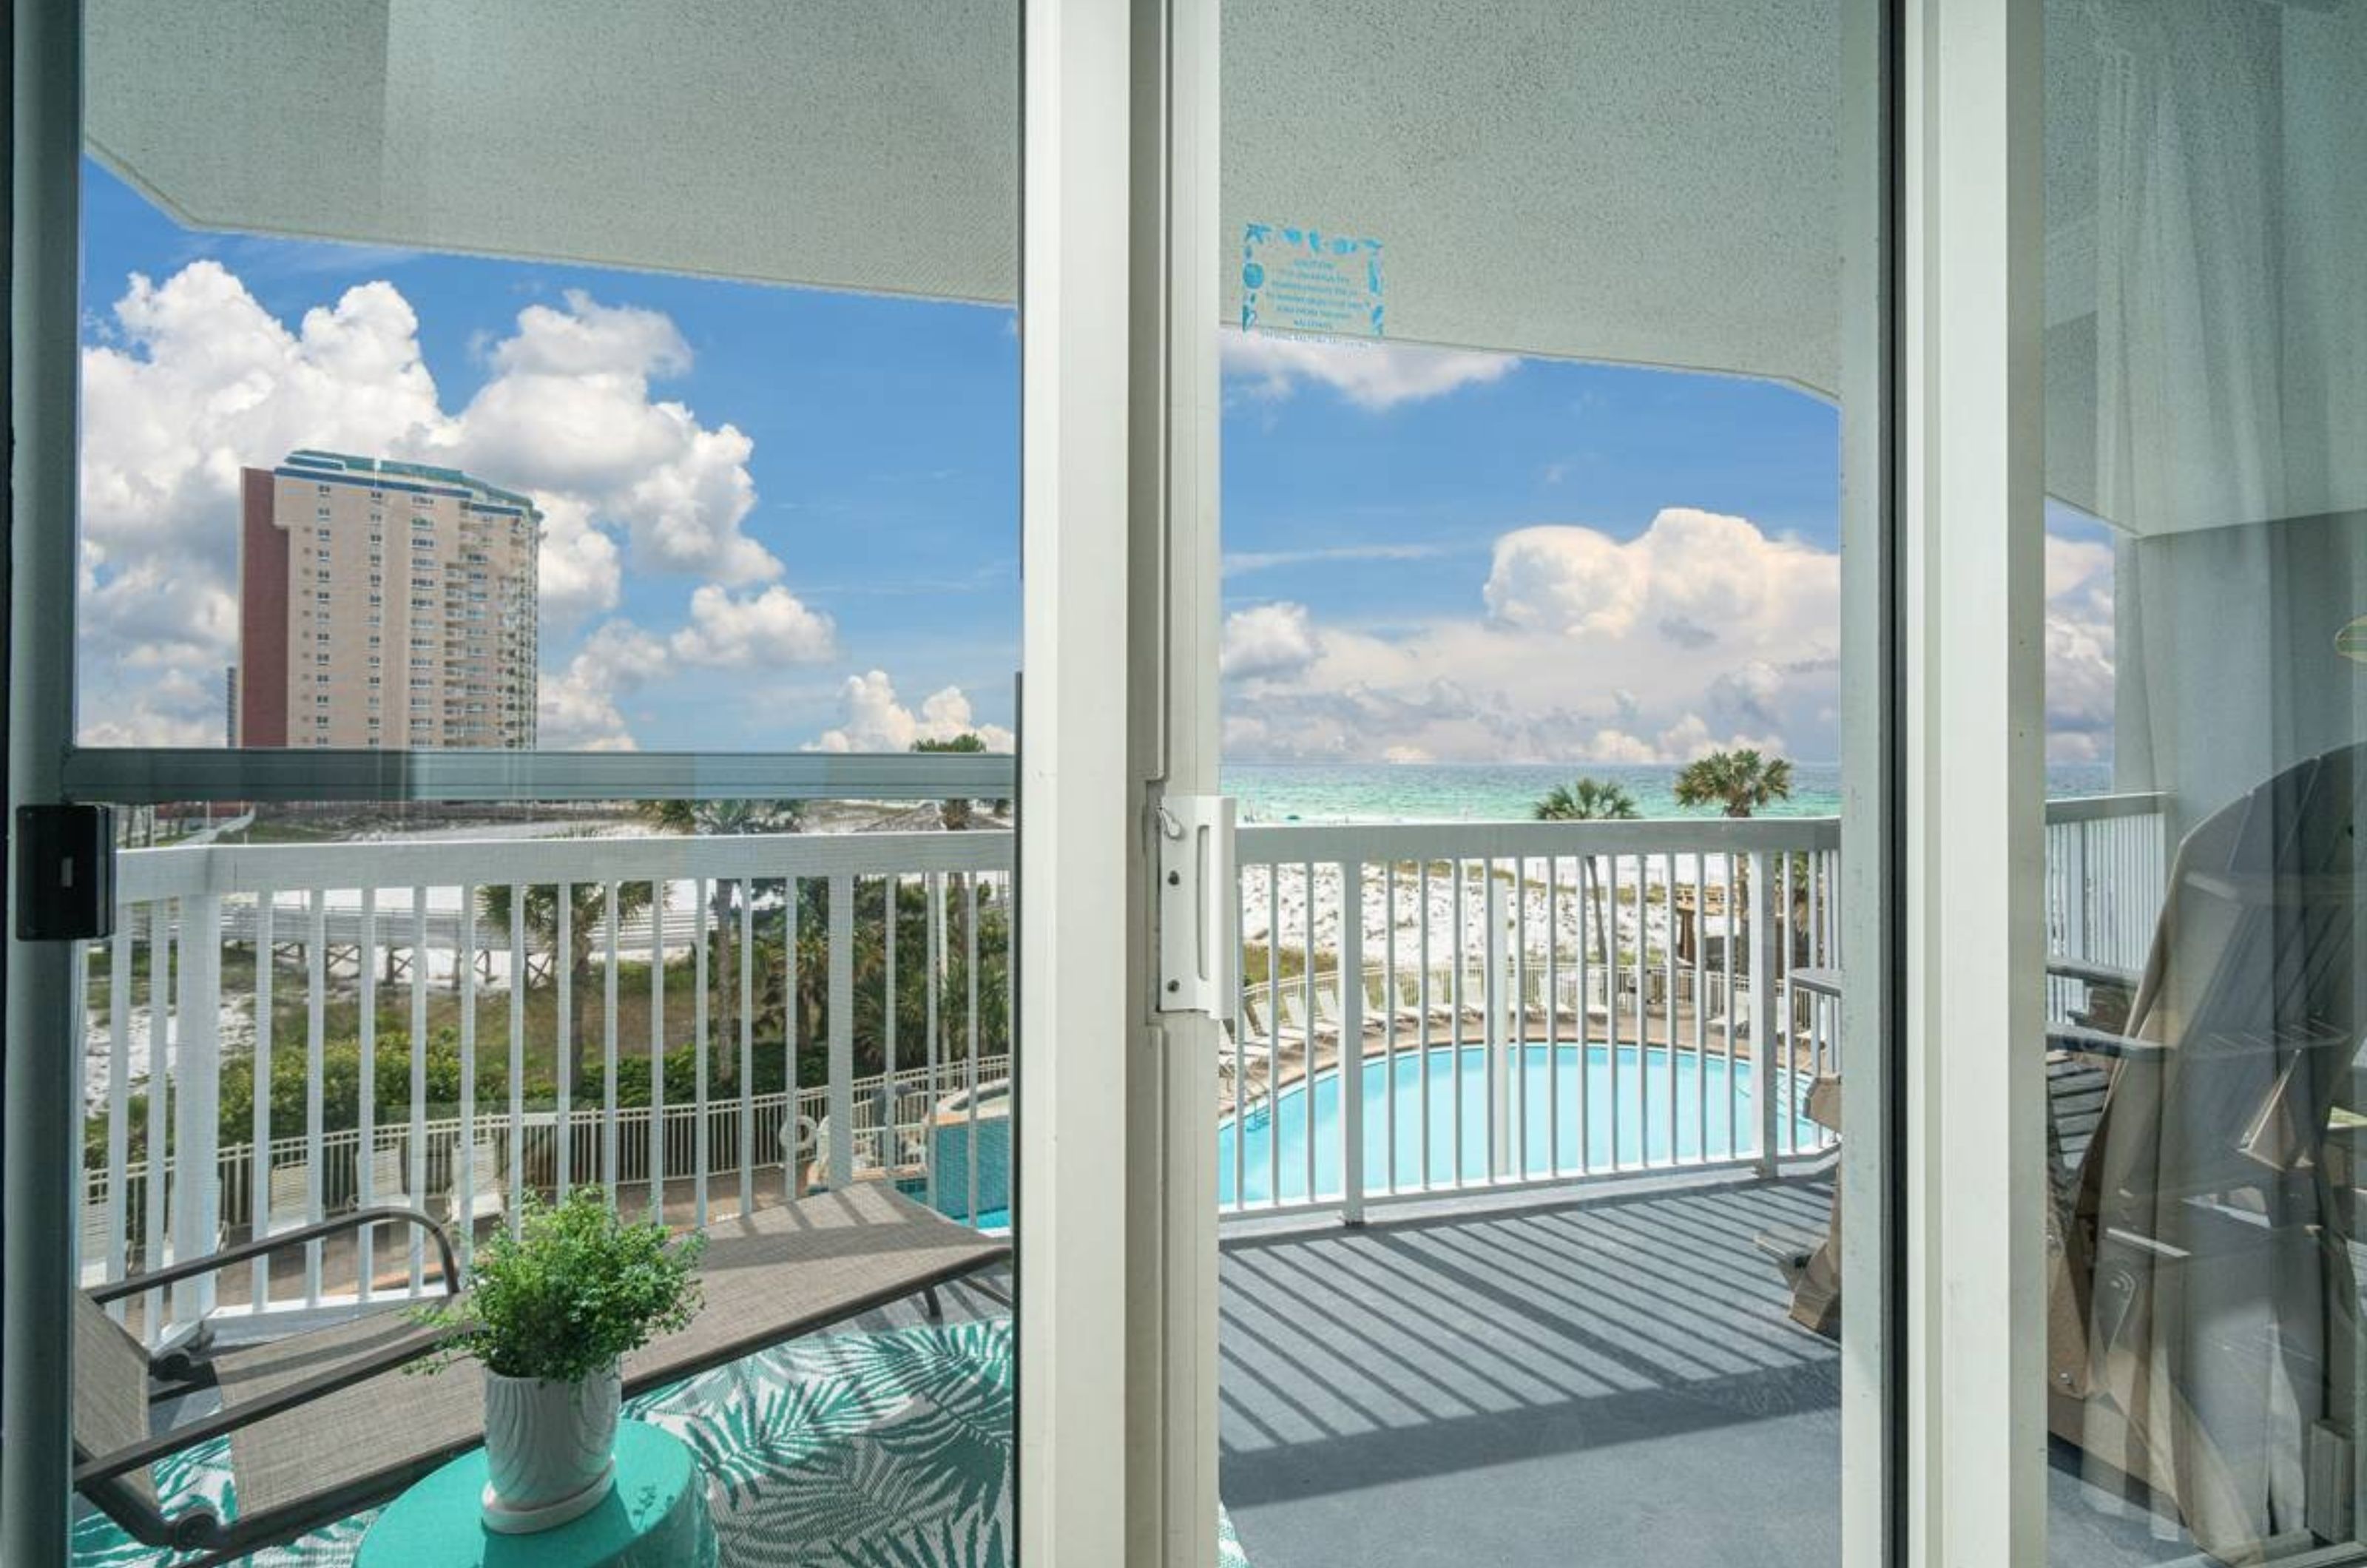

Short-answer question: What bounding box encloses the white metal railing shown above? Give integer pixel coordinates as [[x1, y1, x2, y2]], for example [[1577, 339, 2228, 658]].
[[1225, 818, 1846, 1220], [85, 1055, 1015, 1272], [80, 829, 1013, 1342], [78, 794, 2165, 1334], [2042, 792, 2168, 1021]]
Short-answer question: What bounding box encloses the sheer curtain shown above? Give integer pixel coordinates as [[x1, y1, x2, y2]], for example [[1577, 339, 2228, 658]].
[[2056, 2, 2367, 1560]]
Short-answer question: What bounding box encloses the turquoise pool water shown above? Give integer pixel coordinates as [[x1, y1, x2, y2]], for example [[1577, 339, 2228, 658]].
[[1217, 1041, 1818, 1207]]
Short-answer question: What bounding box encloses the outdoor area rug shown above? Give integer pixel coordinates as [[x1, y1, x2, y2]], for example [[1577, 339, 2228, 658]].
[[73, 1316, 1252, 1567]]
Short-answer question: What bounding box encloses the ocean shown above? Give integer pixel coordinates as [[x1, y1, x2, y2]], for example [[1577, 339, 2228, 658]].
[[1217, 760, 2116, 825]]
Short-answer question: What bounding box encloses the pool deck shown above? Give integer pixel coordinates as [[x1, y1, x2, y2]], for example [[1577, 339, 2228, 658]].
[[1217, 1166, 2202, 1568]]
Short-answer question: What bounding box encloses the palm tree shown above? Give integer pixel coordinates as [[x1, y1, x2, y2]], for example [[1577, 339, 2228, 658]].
[[1672, 748, 1793, 818], [1672, 748, 1794, 937], [638, 799, 804, 1086], [1535, 777, 1641, 973], [911, 733, 993, 831], [479, 870, 657, 1102]]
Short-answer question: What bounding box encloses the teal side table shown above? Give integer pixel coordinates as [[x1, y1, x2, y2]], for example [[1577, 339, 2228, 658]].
[[357, 1421, 716, 1568]]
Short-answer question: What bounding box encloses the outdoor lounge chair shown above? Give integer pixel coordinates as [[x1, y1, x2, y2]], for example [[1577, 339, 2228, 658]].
[[81, 1203, 116, 1289], [443, 1136, 507, 1231], [74, 1182, 1010, 1567], [1763, 744, 2367, 1561], [261, 1163, 317, 1238]]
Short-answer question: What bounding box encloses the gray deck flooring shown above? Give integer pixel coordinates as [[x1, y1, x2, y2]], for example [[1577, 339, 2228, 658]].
[[1218, 1172, 2198, 1568]]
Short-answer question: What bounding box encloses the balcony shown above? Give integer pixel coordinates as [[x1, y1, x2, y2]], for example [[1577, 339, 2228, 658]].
[[70, 797, 2164, 1564]]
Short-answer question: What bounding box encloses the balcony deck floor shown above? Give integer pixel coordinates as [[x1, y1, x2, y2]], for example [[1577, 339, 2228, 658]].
[[1218, 1171, 2201, 1568]]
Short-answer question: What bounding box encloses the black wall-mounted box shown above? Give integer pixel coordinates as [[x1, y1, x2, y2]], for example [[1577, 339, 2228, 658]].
[[16, 804, 116, 942]]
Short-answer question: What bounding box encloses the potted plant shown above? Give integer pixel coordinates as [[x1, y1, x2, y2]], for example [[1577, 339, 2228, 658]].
[[411, 1189, 705, 1533]]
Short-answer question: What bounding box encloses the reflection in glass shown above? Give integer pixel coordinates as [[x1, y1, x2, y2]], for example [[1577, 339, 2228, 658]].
[[2042, 2, 2367, 1561]]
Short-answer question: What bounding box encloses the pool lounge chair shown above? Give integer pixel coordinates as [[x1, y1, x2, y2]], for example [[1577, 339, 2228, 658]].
[[74, 1183, 1008, 1568]]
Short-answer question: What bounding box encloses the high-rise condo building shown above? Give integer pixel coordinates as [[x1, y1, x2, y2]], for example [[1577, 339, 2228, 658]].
[[236, 450, 541, 749]]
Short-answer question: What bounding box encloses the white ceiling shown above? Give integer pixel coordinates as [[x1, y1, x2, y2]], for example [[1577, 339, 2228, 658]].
[[89, 1, 2366, 540], [86, 0, 1843, 393]]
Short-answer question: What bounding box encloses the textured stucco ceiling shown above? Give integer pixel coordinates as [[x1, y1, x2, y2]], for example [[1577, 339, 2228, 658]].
[[86, 0, 1845, 392]]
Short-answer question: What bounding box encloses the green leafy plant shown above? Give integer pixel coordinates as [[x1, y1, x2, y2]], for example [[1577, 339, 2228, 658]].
[[411, 1189, 706, 1383]]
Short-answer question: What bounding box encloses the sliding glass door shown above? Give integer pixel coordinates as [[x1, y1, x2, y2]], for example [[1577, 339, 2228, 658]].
[[6, 6, 1062, 1563], [1191, 1, 1897, 1563], [2032, 3, 2367, 1563]]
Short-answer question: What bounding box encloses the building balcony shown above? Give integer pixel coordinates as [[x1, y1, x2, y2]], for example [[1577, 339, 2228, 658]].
[[67, 796, 2167, 1565]]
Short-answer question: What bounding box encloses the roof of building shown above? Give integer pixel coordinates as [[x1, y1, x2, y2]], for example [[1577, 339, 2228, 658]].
[[274, 450, 541, 518]]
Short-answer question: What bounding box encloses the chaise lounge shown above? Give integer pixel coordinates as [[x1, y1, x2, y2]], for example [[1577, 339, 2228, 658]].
[[74, 1183, 1010, 1567]]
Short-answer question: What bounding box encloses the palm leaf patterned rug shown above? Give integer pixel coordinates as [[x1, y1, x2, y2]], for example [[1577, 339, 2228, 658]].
[[73, 1317, 1251, 1568]]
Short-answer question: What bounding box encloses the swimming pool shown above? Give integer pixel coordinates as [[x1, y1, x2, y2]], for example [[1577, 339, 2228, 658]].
[[1217, 1041, 1820, 1208]]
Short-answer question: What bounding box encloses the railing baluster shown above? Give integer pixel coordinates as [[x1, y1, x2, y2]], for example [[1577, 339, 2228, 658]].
[[604, 882, 620, 1200], [299, 889, 327, 1305], [692, 875, 710, 1228], [142, 902, 173, 1343], [358, 889, 378, 1300], [1723, 851, 1738, 1158], [171, 894, 221, 1334], [1662, 851, 1678, 1163], [1451, 859, 1466, 1189], [1302, 860, 1317, 1205], [107, 908, 134, 1319], [1752, 851, 1779, 1175], [964, 873, 981, 1223], [1341, 861, 1365, 1223], [1693, 853, 1708, 1161], [1545, 857, 1560, 1179], [827, 874, 855, 1193], [1418, 860, 1433, 1191], [883, 873, 898, 1192], [738, 879, 754, 1219], [1576, 854, 1592, 1175], [1267, 864, 1280, 1208], [922, 873, 938, 1214], [556, 883, 573, 1202], [457, 883, 478, 1271], [1513, 855, 1528, 1180], [1631, 855, 1648, 1167], [1482, 857, 1501, 1180], [507, 884, 525, 1234], [1606, 856, 1621, 1171], [649, 878, 666, 1219], [410, 891, 429, 1293], [1382, 862, 1398, 1194]]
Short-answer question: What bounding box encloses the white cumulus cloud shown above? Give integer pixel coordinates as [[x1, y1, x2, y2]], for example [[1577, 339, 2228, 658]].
[[669, 584, 838, 669], [2045, 533, 2117, 763], [808, 671, 1014, 753], [1220, 602, 1323, 680], [1226, 507, 1842, 765], [1220, 330, 1516, 410], [536, 620, 672, 751]]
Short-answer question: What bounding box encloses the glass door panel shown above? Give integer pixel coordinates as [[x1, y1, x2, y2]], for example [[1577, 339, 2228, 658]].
[[57, 7, 1026, 1563], [1209, 3, 1889, 1562], [2036, 2, 2367, 1561]]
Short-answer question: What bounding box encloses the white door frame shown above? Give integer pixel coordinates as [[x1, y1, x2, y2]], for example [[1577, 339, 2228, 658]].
[[4, 3, 92, 1562], [1016, 0, 1223, 1559], [1130, 0, 1223, 1561], [1897, 0, 2049, 1562]]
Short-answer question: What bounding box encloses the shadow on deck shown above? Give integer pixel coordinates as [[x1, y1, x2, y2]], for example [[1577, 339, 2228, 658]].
[[1218, 1169, 2199, 1568]]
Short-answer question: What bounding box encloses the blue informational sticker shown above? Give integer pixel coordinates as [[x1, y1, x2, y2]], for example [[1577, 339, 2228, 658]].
[[1240, 223, 1384, 340]]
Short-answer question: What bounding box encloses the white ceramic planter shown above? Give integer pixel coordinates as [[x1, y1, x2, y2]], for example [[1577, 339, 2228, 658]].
[[480, 1362, 621, 1534]]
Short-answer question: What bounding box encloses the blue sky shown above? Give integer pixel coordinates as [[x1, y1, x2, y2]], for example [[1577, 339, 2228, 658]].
[[75, 156, 2113, 764]]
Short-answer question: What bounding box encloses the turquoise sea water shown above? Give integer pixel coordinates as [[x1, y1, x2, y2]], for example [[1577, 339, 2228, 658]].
[[1218, 760, 2114, 824]]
